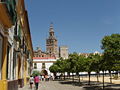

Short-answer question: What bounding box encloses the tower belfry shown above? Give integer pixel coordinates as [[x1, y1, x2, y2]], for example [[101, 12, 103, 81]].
[[49, 22, 54, 31], [49, 23, 54, 37], [46, 23, 58, 58]]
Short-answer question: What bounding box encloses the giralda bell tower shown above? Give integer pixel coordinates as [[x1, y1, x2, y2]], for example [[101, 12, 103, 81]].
[[46, 23, 58, 58]]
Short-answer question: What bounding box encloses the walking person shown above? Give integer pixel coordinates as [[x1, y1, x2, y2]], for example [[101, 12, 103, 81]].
[[39, 75, 42, 81], [29, 75, 34, 89], [34, 75, 40, 90]]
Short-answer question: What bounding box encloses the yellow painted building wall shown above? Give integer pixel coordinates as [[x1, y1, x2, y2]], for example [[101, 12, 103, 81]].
[[0, 80, 8, 90], [0, 0, 33, 89], [0, 34, 8, 90], [24, 59, 27, 85]]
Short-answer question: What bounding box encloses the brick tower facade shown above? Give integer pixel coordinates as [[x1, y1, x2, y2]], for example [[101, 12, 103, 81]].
[[46, 23, 58, 58]]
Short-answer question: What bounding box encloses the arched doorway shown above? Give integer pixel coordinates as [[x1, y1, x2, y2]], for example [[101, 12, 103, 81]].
[[41, 69, 48, 76]]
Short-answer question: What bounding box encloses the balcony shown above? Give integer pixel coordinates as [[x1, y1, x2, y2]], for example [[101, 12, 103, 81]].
[[0, 1, 16, 29], [0, 2, 12, 29]]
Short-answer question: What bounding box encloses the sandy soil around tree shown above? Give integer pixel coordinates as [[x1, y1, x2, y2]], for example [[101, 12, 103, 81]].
[[78, 75, 120, 84]]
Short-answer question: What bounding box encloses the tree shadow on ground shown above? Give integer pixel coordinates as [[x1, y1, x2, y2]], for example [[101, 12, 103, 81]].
[[59, 80, 102, 86], [58, 80, 120, 90], [104, 84, 120, 90], [83, 85, 120, 90], [59, 81, 102, 90], [83, 86, 102, 90]]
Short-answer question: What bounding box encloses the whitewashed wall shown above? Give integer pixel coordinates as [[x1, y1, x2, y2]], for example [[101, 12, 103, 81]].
[[33, 58, 57, 75]]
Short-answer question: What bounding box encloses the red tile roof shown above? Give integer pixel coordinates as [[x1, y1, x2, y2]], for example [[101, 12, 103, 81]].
[[33, 57, 56, 59]]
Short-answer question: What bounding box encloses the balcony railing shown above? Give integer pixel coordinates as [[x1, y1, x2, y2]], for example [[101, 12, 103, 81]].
[[7, 0, 16, 24], [0, 0, 17, 24]]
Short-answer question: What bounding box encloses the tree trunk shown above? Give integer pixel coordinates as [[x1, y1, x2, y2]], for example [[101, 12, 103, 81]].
[[77, 72, 80, 83], [103, 70, 105, 90], [79, 74, 80, 84], [64, 72, 65, 80], [118, 71, 120, 77], [117, 70, 119, 77], [109, 70, 112, 83], [68, 72, 70, 79], [96, 71, 99, 82], [60, 73, 62, 80], [72, 73, 74, 82], [88, 72, 91, 85], [54, 73, 56, 79], [67, 72, 69, 79]]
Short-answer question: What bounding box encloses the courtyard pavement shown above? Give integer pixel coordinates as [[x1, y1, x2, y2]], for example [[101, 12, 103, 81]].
[[18, 80, 90, 90], [18, 80, 120, 90]]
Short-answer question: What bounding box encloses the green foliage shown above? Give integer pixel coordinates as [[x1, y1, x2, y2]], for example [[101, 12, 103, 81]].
[[32, 70, 40, 77], [49, 64, 60, 73], [101, 34, 120, 70], [76, 55, 86, 73], [49, 53, 102, 74], [69, 52, 79, 73], [101, 34, 120, 60], [91, 54, 103, 71], [112, 61, 120, 70]]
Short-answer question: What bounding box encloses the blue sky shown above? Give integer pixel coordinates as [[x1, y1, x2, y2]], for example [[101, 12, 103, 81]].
[[25, 0, 120, 53]]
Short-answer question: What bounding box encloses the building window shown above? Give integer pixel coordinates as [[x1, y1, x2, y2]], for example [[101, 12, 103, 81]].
[[6, 43, 12, 80], [34, 63, 37, 69], [42, 63, 45, 69], [0, 34, 3, 80], [12, 50, 17, 79]]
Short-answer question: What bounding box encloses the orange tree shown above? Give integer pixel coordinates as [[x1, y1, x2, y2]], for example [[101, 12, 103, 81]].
[[101, 34, 120, 82]]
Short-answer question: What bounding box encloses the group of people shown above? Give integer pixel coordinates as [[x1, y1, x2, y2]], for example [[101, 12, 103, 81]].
[[29, 75, 39, 90], [29, 74, 55, 90], [40, 75, 55, 81]]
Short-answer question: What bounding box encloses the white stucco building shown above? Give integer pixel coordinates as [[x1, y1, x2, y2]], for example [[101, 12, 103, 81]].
[[59, 46, 68, 59], [33, 57, 57, 75]]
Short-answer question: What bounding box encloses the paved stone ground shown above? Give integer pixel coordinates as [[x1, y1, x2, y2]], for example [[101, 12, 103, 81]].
[[18, 81, 90, 90], [18, 80, 120, 90]]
